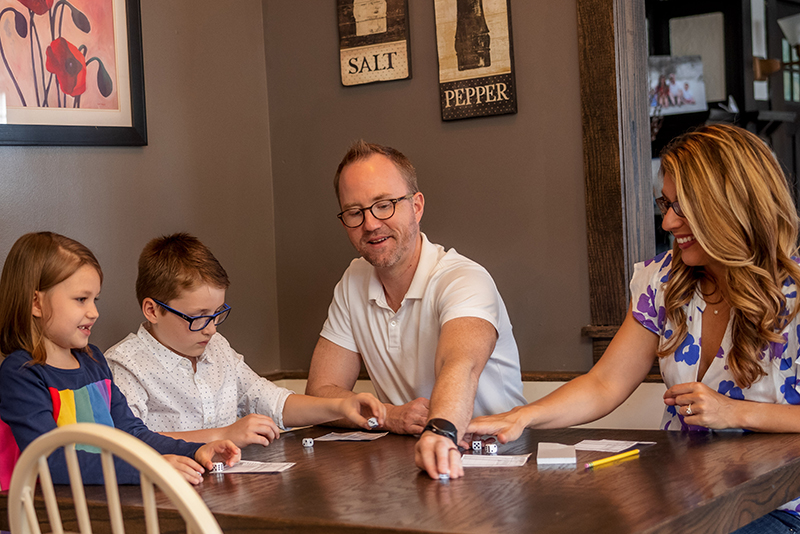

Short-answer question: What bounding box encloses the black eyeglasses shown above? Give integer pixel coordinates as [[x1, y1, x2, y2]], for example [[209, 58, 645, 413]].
[[655, 196, 686, 218], [337, 194, 414, 228], [152, 299, 231, 331]]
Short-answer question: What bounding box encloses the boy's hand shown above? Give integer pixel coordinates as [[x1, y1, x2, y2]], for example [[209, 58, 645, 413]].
[[195, 440, 241, 472], [225, 413, 281, 447], [164, 454, 205, 485], [340, 392, 387, 430]]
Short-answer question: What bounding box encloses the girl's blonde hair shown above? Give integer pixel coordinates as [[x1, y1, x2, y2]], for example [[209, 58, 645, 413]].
[[0, 232, 103, 365], [658, 124, 800, 388]]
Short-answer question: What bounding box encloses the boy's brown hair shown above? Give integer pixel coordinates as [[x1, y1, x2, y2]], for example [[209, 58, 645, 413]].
[[135, 233, 229, 306]]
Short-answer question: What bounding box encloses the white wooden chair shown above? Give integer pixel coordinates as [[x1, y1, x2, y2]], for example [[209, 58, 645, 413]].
[[8, 423, 222, 534]]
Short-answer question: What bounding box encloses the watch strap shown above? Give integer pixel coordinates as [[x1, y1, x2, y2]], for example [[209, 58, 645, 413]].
[[423, 418, 458, 446]]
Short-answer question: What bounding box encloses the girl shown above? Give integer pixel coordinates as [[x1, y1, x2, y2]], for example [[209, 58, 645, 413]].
[[0, 232, 239, 485]]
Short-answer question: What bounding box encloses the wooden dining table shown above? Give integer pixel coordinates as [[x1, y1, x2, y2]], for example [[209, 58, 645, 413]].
[[3, 425, 800, 533]]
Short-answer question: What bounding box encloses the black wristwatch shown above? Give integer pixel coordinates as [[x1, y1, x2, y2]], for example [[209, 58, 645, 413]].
[[423, 418, 458, 446]]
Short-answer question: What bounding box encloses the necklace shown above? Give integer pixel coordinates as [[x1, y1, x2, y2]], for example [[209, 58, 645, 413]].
[[709, 300, 729, 315]]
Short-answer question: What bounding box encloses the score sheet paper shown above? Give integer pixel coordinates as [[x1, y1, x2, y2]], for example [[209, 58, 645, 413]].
[[315, 431, 388, 441], [217, 460, 295, 474], [461, 454, 531, 467], [575, 440, 656, 453]]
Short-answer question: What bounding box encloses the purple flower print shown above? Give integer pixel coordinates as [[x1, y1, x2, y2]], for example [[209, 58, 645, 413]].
[[782, 356, 793, 371], [675, 334, 700, 365], [715, 347, 724, 359], [632, 285, 665, 334], [644, 251, 668, 268], [718, 380, 744, 400], [769, 334, 789, 361], [659, 252, 672, 271], [781, 377, 800, 405]]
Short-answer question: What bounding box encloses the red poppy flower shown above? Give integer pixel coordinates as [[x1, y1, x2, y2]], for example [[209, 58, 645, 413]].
[[17, 0, 53, 16], [46, 37, 86, 96]]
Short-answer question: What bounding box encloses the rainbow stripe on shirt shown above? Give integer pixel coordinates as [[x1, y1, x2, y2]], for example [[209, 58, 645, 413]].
[[48, 379, 115, 452]]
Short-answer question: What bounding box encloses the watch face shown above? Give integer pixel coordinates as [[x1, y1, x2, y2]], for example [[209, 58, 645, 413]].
[[428, 418, 457, 433]]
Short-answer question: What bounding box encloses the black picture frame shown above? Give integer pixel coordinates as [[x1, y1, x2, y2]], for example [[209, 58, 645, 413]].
[[337, 0, 412, 87], [0, 0, 147, 146], [433, 0, 517, 121]]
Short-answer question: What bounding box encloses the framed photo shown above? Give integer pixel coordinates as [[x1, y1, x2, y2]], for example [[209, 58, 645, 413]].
[[337, 0, 411, 86], [433, 0, 517, 120], [648, 55, 708, 117], [0, 0, 146, 146]]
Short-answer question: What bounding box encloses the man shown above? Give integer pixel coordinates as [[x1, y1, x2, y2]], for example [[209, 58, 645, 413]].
[[306, 140, 525, 479]]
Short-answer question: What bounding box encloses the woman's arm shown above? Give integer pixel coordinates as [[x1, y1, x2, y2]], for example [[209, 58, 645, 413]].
[[466, 305, 660, 443], [664, 382, 800, 432]]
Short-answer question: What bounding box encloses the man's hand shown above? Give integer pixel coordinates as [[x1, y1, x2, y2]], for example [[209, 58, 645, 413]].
[[415, 431, 463, 480], [224, 414, 281, 447], [382, 397, 430, 434]]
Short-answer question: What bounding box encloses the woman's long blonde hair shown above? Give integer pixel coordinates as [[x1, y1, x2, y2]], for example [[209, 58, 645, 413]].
[[658, 124, 800, 388], [0, 232, 103, 365]]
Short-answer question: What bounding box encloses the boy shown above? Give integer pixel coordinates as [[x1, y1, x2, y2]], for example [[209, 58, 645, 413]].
[[106, 233, 384, 447]]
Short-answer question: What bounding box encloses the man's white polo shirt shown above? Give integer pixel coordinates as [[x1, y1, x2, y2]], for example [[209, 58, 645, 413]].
[[321, 233, 525, 417]]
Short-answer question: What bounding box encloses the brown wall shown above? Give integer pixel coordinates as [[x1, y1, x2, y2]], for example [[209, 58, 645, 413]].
[[0, 0, 281, 373], [0, 0, 593, 375], [265, 1, 594, 373]]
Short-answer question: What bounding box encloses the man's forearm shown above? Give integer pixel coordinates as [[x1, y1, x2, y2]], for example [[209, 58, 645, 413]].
[[426, 360, 481, 439]]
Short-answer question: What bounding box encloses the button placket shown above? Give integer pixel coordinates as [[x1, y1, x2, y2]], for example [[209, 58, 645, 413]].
[[388, 313, 401, 349]]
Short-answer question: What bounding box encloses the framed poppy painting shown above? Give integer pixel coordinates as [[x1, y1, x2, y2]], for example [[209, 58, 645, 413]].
[[0, 0, 146, 145]]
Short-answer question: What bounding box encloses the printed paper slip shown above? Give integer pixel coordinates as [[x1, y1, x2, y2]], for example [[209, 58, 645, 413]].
[[219, 460, 294, 474], [461, 454, 531, 467], [314, 431, 388, 441], [575, 439, 655, 453]]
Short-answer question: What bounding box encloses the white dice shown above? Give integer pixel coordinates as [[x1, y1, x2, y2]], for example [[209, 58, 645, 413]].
[[484, 443, 498, 455], [302, 437, 314, 448], [472, 440, 483, 453], [367, 417, 378, 429], [210, 462, 225, 473]]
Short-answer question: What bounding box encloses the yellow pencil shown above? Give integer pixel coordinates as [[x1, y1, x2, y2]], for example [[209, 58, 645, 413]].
[[584, 449, 640, 469]]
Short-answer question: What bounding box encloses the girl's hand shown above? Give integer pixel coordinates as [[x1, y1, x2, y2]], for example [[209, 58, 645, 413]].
[[163, 454, 205, 485], [194, 440, 241, 472], [340, 392, 387, 429], [663, 382, 738, 429], [465, 405, 531, 445]]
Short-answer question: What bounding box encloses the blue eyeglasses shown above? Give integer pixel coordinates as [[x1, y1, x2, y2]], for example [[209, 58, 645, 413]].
[[152, 299, 231, 331]]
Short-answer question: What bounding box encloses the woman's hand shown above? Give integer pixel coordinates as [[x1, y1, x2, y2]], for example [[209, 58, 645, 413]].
[[663, 382, 738, 429], [464, 405, 532, 445]]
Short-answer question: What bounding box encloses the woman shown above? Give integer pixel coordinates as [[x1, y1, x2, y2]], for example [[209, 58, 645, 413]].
[[468, 124, 800, 533]]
